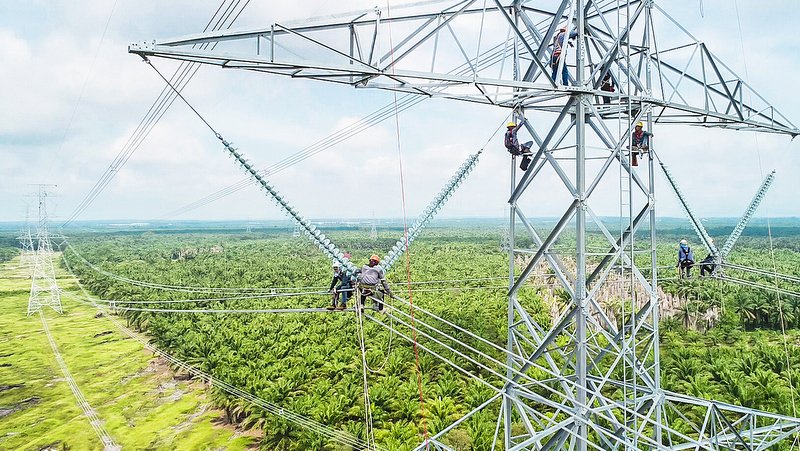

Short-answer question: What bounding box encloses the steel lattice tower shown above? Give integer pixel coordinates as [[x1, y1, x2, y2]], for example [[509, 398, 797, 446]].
[[129, 1, 800, 448], [28, 185, 62, 316]]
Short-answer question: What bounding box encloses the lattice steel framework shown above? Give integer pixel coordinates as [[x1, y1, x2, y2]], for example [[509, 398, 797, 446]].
[[130, 1, 800, 449], [28, 185, 62, 316]]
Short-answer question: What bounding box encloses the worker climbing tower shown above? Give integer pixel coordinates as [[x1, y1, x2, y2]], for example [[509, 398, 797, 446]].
[[28, 185, 62, 316], [130, 0, 800, 448]]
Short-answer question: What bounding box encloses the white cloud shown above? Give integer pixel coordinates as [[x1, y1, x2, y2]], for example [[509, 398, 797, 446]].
[[0, 0, 799, 223]]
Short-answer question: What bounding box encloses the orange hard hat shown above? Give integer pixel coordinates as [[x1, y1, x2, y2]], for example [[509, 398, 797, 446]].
[[370, 254, 380, 262]]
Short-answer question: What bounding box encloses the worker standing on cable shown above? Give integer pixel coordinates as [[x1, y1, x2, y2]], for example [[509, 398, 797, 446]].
[[677, 239, 695, 279], [356, 255, 392, 313], [327, 262, 351, 311], [699, 239, 717, 277], [504, 118, 534, 171], [629, 121, 653, 167], [699, 254, 716, 277], [551, 26, 578, 86]]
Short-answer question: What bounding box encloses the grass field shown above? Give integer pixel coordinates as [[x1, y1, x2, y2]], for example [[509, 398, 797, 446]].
[[0, 255, 256, 450]]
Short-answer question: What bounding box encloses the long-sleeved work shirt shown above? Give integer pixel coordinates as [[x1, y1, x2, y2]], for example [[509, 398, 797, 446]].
[[504, 119, 527, 152], [329, 270, 351, 291], [632, 130, 653, 147], [358, 264, 391, 293], [553, 29, 578, 58]]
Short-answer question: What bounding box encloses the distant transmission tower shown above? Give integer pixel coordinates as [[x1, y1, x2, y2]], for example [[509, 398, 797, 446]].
[[370, 221, 378, 239], [292, 222, 301, 238], [28, 185, 62, 316]]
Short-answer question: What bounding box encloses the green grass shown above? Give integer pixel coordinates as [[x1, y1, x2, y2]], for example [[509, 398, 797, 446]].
[[0, 256, 256, 450]]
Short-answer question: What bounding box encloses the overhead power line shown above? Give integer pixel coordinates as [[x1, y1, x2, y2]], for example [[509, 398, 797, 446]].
[[154, 27, 531, 220], [62, 0, 252, 227]]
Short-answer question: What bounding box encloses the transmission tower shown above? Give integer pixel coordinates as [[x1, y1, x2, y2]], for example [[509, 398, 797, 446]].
[[130, 1, 800, 448], [28, 185, 62, 316]]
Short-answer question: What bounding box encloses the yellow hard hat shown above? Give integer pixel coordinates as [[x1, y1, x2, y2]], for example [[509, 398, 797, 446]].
[[636, 121, 644, 127], [506, 122, 516, 128], [370, 254, 380, 262]]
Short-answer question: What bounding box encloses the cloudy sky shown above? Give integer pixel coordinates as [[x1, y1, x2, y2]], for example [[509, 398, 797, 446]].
[[1, 0, 798, 224]]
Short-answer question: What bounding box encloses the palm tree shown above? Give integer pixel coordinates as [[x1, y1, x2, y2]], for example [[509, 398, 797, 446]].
[[731, 294, 756, 328]]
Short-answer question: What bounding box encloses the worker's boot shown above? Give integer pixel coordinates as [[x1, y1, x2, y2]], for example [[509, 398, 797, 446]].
[[326, 304, 336, 311], [631, 152, 638, 167], [520, 155, 531, 171], [335, 304, 346, 311]]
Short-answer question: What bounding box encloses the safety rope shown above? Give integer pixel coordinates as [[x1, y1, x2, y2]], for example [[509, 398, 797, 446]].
[[355, 293, 396, 376], [733, 0, 798, 428], [367, 315, 394, 374], [355, 302, 377, 449], [384, 1, 428, 444]]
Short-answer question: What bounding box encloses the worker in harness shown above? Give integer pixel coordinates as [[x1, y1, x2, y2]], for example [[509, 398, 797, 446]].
[[600, 72, 615, 104], [677, 239, 695, 279], [504, 119, 534, 171], [551, 26, 578, 86], [698, 239, 717, 277], [327, 262, 351, 311], [629, 121, 653, 167], [356, 254, 392, 313], [699, 254, 717, 277]]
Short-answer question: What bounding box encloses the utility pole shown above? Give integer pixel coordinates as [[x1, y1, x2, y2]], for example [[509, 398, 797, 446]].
[[28, 185, 62, 316]]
